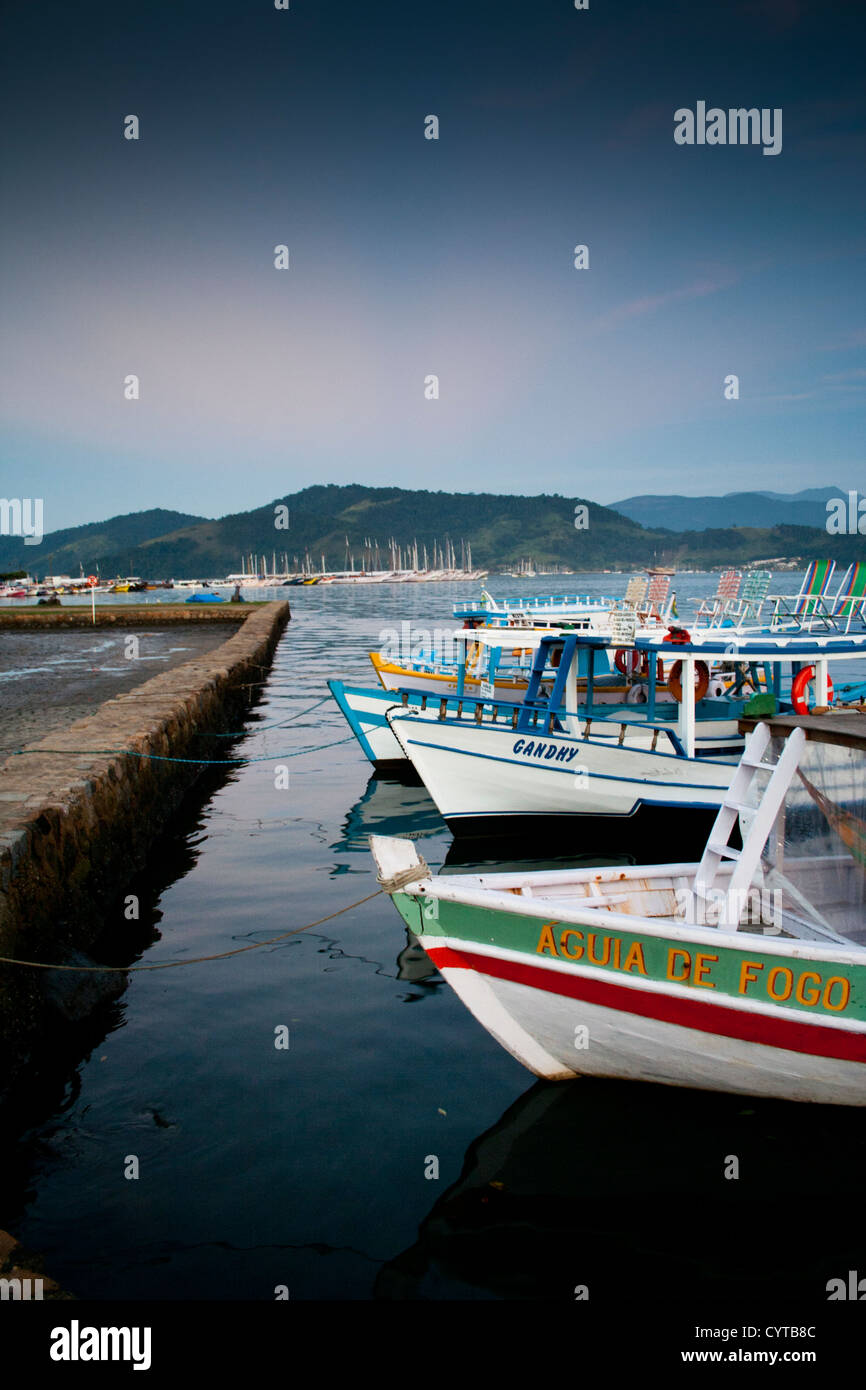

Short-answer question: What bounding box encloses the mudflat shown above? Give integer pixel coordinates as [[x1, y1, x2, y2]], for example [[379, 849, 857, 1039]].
[[0, 628, 233, 756]]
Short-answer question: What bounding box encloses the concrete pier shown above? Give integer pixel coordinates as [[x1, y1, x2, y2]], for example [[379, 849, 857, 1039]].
[[0, 1229, 71, 1300], [0, 603, 260, 630]]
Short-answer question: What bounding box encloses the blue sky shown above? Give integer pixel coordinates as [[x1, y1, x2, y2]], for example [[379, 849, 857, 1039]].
[[1, 0, 864, 528]]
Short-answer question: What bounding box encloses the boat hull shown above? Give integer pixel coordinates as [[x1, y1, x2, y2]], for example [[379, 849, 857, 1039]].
[[328, 680, 412, 767], [427, 943, 864, 1103], [388, 709, 740, 831], [385, 891, 866, 1105]]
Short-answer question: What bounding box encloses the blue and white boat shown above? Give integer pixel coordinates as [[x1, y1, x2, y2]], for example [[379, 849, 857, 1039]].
[[384, 628, 866, 839], [329, 626, 677, 772]]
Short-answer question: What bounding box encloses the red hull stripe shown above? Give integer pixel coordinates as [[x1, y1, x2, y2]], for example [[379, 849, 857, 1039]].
[[426, 945, 866, 1065]]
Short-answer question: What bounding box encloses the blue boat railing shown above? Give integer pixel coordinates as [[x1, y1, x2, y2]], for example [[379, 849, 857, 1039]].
[[393, 686, 743, 757]]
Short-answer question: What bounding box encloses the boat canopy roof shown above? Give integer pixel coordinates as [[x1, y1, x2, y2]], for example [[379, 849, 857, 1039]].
[[634, 630, 866, 660], [452, 626, 564, 650], [455, 626, 866, 662]]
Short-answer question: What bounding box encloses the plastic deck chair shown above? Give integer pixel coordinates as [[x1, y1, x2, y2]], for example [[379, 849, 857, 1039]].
[[622, 575, 648, 610], [695, 570, 741, 625], [828, 562, 866, 633], [769, 560, 836, 629], [642, 575, 671, 621], [717, 570, 771, 627]]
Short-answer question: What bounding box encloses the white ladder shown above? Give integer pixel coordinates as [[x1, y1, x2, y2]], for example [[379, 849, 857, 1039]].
[[688, 721, 806, 928]]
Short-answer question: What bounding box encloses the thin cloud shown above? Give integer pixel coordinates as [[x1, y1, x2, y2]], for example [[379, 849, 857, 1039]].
[[822, 367, 866, 382], [763, 391, 818, 402], [819, 328, 866, 351], [592, 275, 737, 331]]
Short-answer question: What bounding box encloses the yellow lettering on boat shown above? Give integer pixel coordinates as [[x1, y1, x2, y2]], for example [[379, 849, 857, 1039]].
[[622, 941, 648, 975], [612, 938, 622, 969], [587, 934, 612, 966], [667, 948, 691, 982], [822, 977, 850, 1013], [767, 966, 793, 1001], [795, 971, 821, 1006], [559, 929, 584, 960], [693, 952, 718, 988], [739, 960, 764, 994], [536, 923, 559, 956]]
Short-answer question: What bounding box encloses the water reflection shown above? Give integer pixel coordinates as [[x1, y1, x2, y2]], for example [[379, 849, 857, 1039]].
[[0, 759, 244, 1231], [396, 931, 439, 984], [332, 770, 639, 875], [377, 1076, 866, 1301], [331, 774, 444, 858]]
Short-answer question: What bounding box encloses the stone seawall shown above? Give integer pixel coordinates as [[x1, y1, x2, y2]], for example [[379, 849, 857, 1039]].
[[0, 604, 258, 630], [0, 600, 290, 964]]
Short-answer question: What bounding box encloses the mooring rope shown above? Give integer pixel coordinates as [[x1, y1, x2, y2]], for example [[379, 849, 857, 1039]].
[[0, 888, 385, 973], [2, 732, 356, 765], [375, 857, 431, 893], [0, 694, 339, 760], [207, 694, 331, 736]]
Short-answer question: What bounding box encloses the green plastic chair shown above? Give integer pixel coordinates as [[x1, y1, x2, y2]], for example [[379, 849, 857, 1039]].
[[829, 562, 866, 632], [769, 560, 836, 628]]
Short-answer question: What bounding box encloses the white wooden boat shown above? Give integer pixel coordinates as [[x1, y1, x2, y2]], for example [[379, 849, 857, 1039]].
[[371, 719, 866, 1104], [454, 574, 676, 630], [329, 626, 728, 773], [385, 629, 866, 836]]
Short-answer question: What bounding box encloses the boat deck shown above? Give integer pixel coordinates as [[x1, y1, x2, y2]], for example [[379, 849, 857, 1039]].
[[740, 711, 866, 750]]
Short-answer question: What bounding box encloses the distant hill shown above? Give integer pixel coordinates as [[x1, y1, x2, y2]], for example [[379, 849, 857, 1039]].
[[611, 487, 844, 532], [2, 486, 861, 579], [0, 508, 206, 576]]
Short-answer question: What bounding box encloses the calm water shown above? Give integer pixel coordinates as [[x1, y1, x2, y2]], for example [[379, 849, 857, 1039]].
[[3, 574, 865, 1302]]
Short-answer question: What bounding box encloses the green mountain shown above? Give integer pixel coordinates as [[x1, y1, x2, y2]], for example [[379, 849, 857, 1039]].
[[3, 486, 862, 579], [0, 508, 206, 575]]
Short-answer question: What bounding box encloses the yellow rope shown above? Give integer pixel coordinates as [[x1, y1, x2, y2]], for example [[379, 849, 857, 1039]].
[[0, 889, 384, 973]]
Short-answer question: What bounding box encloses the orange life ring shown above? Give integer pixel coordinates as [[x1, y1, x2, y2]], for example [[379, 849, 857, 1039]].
[[668, 660, 710, 703], [614, 647, 641, 676], [791, 665, 834, 715], [664, 627, 691, 645]]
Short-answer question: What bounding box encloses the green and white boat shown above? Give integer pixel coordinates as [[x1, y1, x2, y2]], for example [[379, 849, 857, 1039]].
[[371, 718, 866, 1105]]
